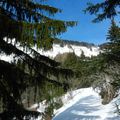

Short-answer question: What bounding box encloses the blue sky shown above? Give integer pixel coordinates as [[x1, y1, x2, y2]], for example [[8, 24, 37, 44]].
[[43, 0, 118, 45]]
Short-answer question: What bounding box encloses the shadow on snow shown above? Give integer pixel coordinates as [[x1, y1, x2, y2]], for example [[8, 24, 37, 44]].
[[53, 95, 101, 120]]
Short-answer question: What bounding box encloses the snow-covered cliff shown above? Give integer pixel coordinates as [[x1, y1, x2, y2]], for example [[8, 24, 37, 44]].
[[35, 43, 100, 58]]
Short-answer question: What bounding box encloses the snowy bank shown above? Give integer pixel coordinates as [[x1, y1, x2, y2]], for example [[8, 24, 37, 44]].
[[53, 88, 120, 120]]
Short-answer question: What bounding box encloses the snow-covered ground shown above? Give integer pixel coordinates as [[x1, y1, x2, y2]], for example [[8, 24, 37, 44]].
[[52, 88, 120, 120]]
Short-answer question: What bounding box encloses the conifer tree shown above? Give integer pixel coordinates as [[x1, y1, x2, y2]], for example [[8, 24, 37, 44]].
[[85, 0, 120, 22], [85, 0, 120, 103], [85, 0, 120, 61], [102, 21, 120, 91], [0, 0, 76, 119], [106, 19, 120, 61], [107, 20, 120, 44]]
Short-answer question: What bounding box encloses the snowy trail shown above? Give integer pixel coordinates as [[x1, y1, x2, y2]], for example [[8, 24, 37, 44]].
[[52, 88, 120, 120]]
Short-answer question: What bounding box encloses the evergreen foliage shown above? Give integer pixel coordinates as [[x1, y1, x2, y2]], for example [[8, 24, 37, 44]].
[[85, 0, 120, 104], [105, 20, 120, 62], [103, 20, 120, 89], [107, 20, 120, 44], [0, 0, 76, 119], [55, 52, 95, 88], [55, 49, 120, 104], [85, 0, 120, 22]]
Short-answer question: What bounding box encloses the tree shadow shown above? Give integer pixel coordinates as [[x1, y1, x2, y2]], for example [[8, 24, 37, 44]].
[[53, 114, 100, 120], [106, 116, 120, 120], [53, 95, 101, 120]]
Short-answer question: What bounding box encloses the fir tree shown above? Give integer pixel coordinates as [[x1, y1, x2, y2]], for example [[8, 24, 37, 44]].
[[0, 0, 76, 119], [85, 0, 120, 22], [85, 0, 120, 104], [107, 20, 120, 44], [105, 20, 120, 62], [85, 0, 120, 62]]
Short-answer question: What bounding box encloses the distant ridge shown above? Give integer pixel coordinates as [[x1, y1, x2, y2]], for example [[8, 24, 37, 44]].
[[54, 39, 96, 48], [37, 39, 100, 58]]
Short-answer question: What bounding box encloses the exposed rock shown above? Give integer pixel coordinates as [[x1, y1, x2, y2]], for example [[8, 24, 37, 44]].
[[100, 74, 117, 105]]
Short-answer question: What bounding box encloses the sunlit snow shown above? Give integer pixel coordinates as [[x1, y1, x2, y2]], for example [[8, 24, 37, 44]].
[[53, 88, 120, 120], [0, 38, 100, 63], [37, 44, 100, 58]]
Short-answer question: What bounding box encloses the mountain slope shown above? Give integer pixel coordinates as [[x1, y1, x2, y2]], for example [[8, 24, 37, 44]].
[[36, 43, 100, 58], [0, 39, 100, 63]]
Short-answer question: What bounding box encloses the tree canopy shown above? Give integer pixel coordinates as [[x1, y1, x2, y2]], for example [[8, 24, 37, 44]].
[[0, 0, 76, 119]]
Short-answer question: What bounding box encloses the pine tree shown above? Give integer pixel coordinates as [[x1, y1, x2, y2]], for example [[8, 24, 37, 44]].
[[85, 0, 120, 22], [85, 0, 120, 104], [107, 20, 120, 44], [105, 20, 120, 62], [85, 0, 120, 61], [0, 0, 76, 119], [105, 20, 120, 97]]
